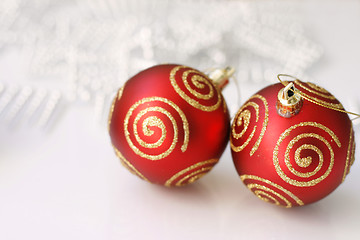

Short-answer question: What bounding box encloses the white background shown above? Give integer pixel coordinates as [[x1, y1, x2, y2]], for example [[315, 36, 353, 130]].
[[1, 1, 360, 239]]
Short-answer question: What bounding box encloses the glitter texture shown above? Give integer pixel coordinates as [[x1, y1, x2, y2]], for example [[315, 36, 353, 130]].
[[301, 91, 343, 109], [230, 94, 268, 156], [240, 174, 304, 208], [124, 97, 189, 160], [170, 66, 222, 112], [113, 145, 149, 182], [342, 126, 354, 182], [165, 159, 218, 187], [108, 87, 124, 131], [295, 80, 336, 100], [285, 134, 326, 178], [273, 122, 341, 187]]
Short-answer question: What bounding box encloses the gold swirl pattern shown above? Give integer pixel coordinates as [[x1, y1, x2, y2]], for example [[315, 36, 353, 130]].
[[124, 97, 189, 161], [240, 175, 304, 208], [108, 97, 116, 132], [108, 87, 124, 132], [294, 80, 343, 109], [342, 126, 355, 182], [222, 94, 228, 114], [113, 145, 149, 182], [294, 80, 335, 100], [231, 94, 269, 156], [165, 159, 219, 187], [350, 139, 356, 167], [170, 66, 222, 112], [273, 122, 341, 187], [117, 86, 124, 100]]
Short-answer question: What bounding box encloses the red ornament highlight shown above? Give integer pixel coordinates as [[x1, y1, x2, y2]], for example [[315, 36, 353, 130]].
[[231, 80, 355, 207], [109, 64, 231, 186]]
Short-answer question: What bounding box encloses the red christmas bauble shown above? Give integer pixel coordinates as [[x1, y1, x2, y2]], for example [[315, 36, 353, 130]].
[[230, 80, 356, 207], [109, 64, 230, 186]]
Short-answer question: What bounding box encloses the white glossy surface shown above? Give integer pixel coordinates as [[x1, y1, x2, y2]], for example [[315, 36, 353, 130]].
[[1, 1, 360, 239]]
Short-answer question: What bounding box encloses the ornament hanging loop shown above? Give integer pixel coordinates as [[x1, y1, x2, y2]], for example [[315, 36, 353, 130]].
[[277, 74, 360, 120]]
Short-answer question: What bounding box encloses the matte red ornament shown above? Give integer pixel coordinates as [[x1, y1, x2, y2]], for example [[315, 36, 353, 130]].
[[109, 64, 231, 186], [230, 80, 356, 207]]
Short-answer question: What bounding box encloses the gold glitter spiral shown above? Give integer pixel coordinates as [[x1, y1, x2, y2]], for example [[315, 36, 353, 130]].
[[293, 80, 343, 109], [108, 87, 124, 131], [113, 145, 149, 182], [295, 80, 336, 100], [170, 66, 222, 112], [124, 97, 189, 161], [165, 159, 219, 187], [342, 125, 356, 182], [230, 94, 269, 156], [273, 122, 341, 187], [241, 175, 304, 208]]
